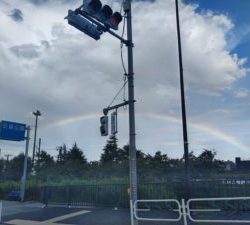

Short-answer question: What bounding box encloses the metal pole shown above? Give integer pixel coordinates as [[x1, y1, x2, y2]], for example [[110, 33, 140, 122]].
[[37, 138, 41, 163], [5, 154, 12, 163], [130, 200, 134, 225], [124, 1, 138, 224], [0, 200, 2, 224], [20, 126, 30, 202], [175, 0, 190, 199], [181, 199, 188, 225], [32, 110, 41, 165]]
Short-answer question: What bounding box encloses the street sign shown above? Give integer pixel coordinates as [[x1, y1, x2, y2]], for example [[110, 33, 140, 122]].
[[111, 111, 117, 135], [0, 120, 26, 141]]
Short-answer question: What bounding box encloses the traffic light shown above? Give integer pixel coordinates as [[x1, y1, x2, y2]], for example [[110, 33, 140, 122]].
[[95, 5, 113, 23], [100, 115, 108, 136], [82, 0, 102, 15], [66, 10, 102, 40], [105, 12, 123, 30], [82, 0, 123, 30]]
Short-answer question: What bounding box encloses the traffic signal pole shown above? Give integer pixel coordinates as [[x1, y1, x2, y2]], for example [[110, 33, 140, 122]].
[[124, 1, 138, 224], [66, 1, 138, 223]]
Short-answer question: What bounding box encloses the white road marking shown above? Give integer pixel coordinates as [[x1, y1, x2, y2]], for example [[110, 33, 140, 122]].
[[5, 219, 67, 225], [5, 209, 90, 225], [45, 209, 90, 223]]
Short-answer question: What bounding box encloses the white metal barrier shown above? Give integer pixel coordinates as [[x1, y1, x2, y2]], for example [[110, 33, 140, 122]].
[[0, 200, 2, 224], [133, 197, 250, 225], [133, 199, 182, 222], [187, 197, 250, 223]]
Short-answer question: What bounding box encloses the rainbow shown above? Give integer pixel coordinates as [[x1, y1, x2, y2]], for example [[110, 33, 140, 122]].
[[43, 111, 250, 153], [43, 112, 101, 128], [145, 113, 250, 153]]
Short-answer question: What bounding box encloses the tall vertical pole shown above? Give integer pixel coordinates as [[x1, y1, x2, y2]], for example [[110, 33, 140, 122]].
[[37, 138, 41, 162], [5, 154, 12, 163], [20, 126, 30, 202], [175, 0, 190, 199], [32, 110, 41, 165], [124, 1, 138, 224]]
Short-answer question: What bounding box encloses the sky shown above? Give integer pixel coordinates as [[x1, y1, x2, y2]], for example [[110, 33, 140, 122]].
[[0, 0, 249, 162]]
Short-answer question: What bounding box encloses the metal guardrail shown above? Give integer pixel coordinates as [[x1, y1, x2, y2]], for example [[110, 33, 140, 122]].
[[133, 197, 250, 225], [134, 199, 182, 222], [187, 197, 250, 223]]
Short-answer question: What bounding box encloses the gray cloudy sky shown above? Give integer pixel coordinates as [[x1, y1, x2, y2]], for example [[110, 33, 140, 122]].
[[0, 0, 249, 161]]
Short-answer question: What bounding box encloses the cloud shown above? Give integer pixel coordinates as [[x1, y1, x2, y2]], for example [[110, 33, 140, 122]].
[[28, 0, 78, 6], [0, 0, 10, 7], [10, 44, 40, 58], [9, 41, 50, 59], [0, 0, 249, 160], [29, 0, 49, 5], [9, 8, 23, 22], [227, 25, 250, 51], [234, 89, 249, 98]]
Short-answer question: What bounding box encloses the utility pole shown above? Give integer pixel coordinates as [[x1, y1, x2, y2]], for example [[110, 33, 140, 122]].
[[175, 0, 190, 199], [38, 138, 41, 155], [20, 126, 30, 202], [37, 138, 41, 163], [124, 1, 138, 224], [32, 110, 41, 165], [65, 1, 138, 223], [5, 154, 12, 163]]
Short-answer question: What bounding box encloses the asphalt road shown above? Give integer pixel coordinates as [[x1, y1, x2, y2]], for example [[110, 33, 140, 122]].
[[1, 202, 250, 225], [0, 201, 44, 217]]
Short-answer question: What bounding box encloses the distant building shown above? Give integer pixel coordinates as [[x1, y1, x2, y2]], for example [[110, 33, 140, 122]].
[[235, 157, 250, 170]]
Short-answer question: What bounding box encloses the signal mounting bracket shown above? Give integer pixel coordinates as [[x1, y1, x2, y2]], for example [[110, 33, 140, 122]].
[[103, 100, 135, 115]]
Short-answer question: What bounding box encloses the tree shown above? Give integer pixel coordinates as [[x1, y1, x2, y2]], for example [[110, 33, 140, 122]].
[[100, 135, 119, 163], [0, 158, 5, 179], [56, 144, 67, 164], [153, 151, 168, 164], [35, 150, 55, 180], [37, 151, 54, 167], [62, 143, 88, 177], [191, 149, 227, 175], [66, 142, 87, 164], [196, 149, 216, 170], [6, 153, 31, 180]]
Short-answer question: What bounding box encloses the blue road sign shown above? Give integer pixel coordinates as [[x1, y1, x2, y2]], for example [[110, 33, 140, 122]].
[[0, 120, 26, 141]]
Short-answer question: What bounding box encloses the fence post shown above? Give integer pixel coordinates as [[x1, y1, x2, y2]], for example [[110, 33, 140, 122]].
[[181, 199, 188, 225], [67, 186, 71, 207], [0, 200, 2, 224], [130, 200, 134, 225], [42, 186, 48, 207]]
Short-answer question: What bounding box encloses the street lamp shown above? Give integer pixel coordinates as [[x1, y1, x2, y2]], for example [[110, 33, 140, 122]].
[[32, 110, 41, 165], [65, 1, 138, 224], [175, 0, 190, 199]]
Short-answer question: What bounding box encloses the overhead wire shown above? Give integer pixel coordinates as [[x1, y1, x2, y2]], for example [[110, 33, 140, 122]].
[[106, 2, 128, 109], [107, 80, 128, 108], [120, 5, 128, 109], [120, 0, 125, 14], [120, 10, 127, 75]]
